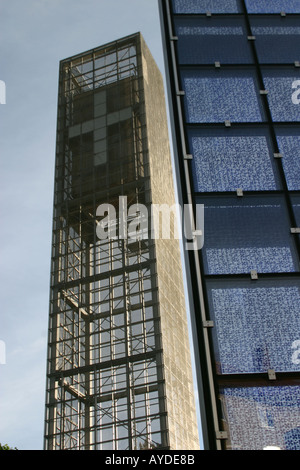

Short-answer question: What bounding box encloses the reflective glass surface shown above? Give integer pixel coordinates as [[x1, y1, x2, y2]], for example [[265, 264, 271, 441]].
[[292, 196, 300, 226], [220, 386, 300, 450], [189, 127, 280, 192], [172, 0, 241, 14], [207, 278, 300, 374], [246, 0, 300, 14], [165, 0, 300, 452], [275, 127, 300, 190], [251, 18, 300, 64], [175, 17, 253, 64], [199, 195, 299, 274], [262, 68, 300, 122], [182, 68, 264, 123]]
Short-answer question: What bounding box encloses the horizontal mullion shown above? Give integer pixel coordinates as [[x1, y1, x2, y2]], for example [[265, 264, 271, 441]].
[[201, 272, 300, 280], [171, 13, 300, 18], [215, 372, 300, 387], [192, 190, 286, 197]]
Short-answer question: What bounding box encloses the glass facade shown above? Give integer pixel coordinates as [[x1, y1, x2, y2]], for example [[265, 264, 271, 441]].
[[160, 0, 300, 450]]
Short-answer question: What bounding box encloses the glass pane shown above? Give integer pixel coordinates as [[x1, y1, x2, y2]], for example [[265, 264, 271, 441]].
[[181, 68, 264, 123], [199, 195, 299, 274], [189, 127, 280, 192], [275, 127, 300, 190], [251, 17, 300, 64], [246, 0, 300, 14], [172, 0, 242, 14], [174, 17, 253, 64], [292, 196, 300, 225], [262, 68, 300, 122], [206, 278, 300, 374], [219, 385, 300, 450]]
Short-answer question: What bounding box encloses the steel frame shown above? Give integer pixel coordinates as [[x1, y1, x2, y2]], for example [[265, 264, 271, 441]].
[[45, 34, 168, 450], [44, 32, 199, 451]]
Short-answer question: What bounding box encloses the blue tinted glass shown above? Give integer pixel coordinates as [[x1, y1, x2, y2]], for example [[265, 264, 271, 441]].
[[275, 128, 300, 190], [292, 196, 300, 226], [262, 69, 300, 122], [246, 0, 300, 14], [220, 386, 300, 450], [251, 18, 300, 64], [175, 17, 253, 64], [189, 127, 280, 192], [182, 69, 264, 123], [199, 195, 299, 274], [173, 0, 241, 14], [207, 278, 300, 374]]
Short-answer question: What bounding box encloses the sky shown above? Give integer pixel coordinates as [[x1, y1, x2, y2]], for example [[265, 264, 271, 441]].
[[0, 0, 177, 451]]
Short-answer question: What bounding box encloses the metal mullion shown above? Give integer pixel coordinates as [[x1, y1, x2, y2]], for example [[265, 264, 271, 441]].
[[262, 73, 300, 258], [217, 372, 300, 384], [241, 0, 300, 263], [163, 0, 222, 450]]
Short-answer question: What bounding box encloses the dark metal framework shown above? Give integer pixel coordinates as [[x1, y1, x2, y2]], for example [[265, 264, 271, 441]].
[[159, 0, 300, 450], [44, 34, 167, 451], [44, 32, 199, 451]]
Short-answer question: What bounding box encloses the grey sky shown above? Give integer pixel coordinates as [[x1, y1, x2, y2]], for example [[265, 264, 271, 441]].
[[0, 0, 167, 450]]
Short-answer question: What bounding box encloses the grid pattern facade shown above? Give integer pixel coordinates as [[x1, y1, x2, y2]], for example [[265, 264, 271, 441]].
[[159, 0, 300, 450], [44, 33, 199, 450]]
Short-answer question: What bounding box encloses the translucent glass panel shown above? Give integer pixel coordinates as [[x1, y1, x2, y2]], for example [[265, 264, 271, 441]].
[[181, 68, 264, 123], [172, 0, 242, 14], [251, 18, 300, 64], [189, 127, 280, 192], [199, 195, 299, 274], [262, 68, 300, 122], [246, 0, 300, 14], [174, 17, 253, 65], [220, 386, 300, 450], [206, 278, 300, 374], [275, 127, 300, 190]]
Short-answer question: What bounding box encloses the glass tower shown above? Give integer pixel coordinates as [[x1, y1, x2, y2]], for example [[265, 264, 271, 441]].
[[44, 33, 199, 451], [159, 0, 300, 450]]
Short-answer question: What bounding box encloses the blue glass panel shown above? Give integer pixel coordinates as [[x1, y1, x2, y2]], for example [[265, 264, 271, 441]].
[[189, 127, 280, 192], [246, 0, 300, 14], [251, 18, 300, 64], [292, 196, 300, 245], [262, 68, 300, 122], [172, 0, 241, 14], [275, 128, 300, 190], [220, 386, 300, 450], [207, 278, 300, 374], [199, 195, 299, 274], [292, 196, 300, 226], [182, 68, 264, 123], [175, 17, 253, 65]]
